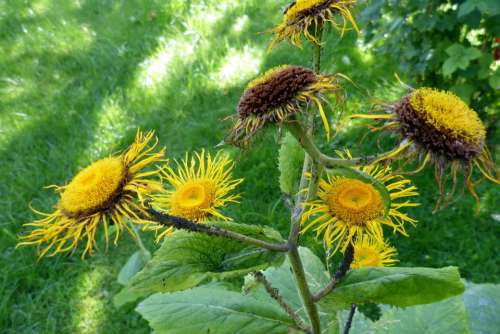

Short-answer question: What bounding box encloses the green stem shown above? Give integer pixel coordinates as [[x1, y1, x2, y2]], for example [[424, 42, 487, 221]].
[[128, 220, 149, 255], [286, 121, 380, 168], [288, 245, 321, 334]]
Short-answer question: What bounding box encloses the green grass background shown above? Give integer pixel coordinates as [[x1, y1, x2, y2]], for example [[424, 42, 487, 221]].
[[1, 0, 498, 333]]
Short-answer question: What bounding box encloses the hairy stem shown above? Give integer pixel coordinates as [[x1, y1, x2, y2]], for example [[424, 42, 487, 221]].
[[128, 220, 150, 255], [343, 304, 357, 334], [286, 121, 381, 168], [254, 271, 310, 333], [312, 243, 354, 302], [288, 245, 321, 334], [148, 208, 289, 252]]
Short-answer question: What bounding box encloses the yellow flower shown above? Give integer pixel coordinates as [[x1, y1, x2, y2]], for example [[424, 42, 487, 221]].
[[270, 0, 359, 49], [302, 161, 418, 253], [18, 131, 165, 258], [150, 150, 242, 239], [352, 87, 499, 210], [350, 234, 398, 269], [228, 65, 342, 146]]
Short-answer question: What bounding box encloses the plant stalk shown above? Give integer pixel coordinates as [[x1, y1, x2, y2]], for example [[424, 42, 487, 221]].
[[343, 304, 357, 334], [128, 220, 150, 255], [148, 208, 289, 252]]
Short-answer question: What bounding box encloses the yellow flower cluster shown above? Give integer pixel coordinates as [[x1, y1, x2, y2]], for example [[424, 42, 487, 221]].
[[18, 131, 242, 258]]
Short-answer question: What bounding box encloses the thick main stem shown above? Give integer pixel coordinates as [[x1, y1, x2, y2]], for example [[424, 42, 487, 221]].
[[286, 25, 324, 334]]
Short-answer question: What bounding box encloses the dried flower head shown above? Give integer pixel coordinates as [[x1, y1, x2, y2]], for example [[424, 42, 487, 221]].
[[150, 150, 242, 240], [228, 65, 341, 146], [350, 234, 398, 269], [302, 160, 418, 254], [270, 0, 358, 49], [18, 131, 165, 258], [352, 87, 499, 210]]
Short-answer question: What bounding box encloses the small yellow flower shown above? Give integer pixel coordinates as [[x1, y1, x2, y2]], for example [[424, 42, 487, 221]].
[[228, 65, 342, 146], [150, 150, 242, 239], [302, 161, 418, 253], [18, 131, 165, 258], [350, 234, 398, 269], [270, 0, 359, 49], [352, 87, 499, 210]]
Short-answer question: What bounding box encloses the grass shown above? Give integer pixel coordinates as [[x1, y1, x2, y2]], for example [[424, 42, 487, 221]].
[[0, 0, 498, 333]]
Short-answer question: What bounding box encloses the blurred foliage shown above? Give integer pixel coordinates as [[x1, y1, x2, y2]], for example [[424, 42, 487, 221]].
[[360, 0, 500, 130]]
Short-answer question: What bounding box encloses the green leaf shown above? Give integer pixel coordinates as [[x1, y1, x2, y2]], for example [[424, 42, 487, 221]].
[[323, 266, 464, 309], [340, 295, 470, 334], [137, 284, 297, 334], [450, 84, 474, 105], [463, 282, 500, 333], [244, 247, 338, 333], [459, 0, 479, 17], [117, 250, 152, 285], [340, 282, 500, 334], [488, 71, 500, 90], [278, 131, 305, 195], [326, 167, 392, 216], [459, 0, 500, 17], [443, 44, 482, 76], [114, 221, 285, 307]]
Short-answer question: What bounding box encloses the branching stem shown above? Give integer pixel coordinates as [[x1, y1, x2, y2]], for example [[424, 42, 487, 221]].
[[147, 208, 289, 252], [254, 271, 310, 333]]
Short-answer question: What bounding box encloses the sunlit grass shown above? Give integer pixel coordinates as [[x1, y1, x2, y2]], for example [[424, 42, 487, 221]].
[[1, 0, 498, 333]]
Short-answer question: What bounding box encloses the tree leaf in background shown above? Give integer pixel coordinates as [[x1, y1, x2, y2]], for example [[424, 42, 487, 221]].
[[117, 250, 152, 285], [137, 284, 298, 334], [322, 266, 464, 310], [443, 44, 482, 76], [114, 221, 284, 307]]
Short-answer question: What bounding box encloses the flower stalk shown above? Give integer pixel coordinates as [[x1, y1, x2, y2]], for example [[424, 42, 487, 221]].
[[147, 208, 289, 252]]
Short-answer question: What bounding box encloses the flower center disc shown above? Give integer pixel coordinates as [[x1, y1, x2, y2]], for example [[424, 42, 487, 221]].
[[355, 247, 382, 267], [60, 157, 125, 217], [409, 88, 485, 145], [327, 179, 384, 225], [172, 180, 216, 220]]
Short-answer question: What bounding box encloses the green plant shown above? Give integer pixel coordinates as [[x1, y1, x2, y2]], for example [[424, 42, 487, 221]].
[[17, 1, 499, 333]]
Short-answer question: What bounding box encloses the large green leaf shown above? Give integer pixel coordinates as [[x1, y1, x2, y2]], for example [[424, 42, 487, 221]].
[[136, 284, 298, 334], [114, 221, 285, 307], [278, 131, 305, 195], [339, 282, 500, 334], [323, 266, 464, 309], [442, 44, 482, 76], [339, 295, 470, 334], [117, 250, 152, 285], [463, 282, 500, 333], [244, 247, 339, 334]]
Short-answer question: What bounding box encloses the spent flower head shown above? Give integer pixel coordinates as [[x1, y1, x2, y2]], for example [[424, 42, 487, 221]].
[[228, 65, 342, 146], [270, 0, 359, 49], [18, 131, 165, 258], [352, 87, 499, 210]]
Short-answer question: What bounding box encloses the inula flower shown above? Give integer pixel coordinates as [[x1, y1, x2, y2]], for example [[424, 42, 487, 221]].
[[228, 65, 341, 146], [151, 150, 242, 239], [302, 160, 418, 253], [270, 0, 358, 49], [352, 88, 499, 209], [349, 234, 398, 269], [18, 131, 165, 258]]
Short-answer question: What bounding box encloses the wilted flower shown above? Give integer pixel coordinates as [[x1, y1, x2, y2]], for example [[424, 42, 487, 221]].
[[228, 65, 342, 146], [18, 131, 165, 258], [270, 0, 358, 49], [150, 150, 242, 240], [302, 161, 418, 253], [350, 234, 398, 269], [352, 87, 499, 209]]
